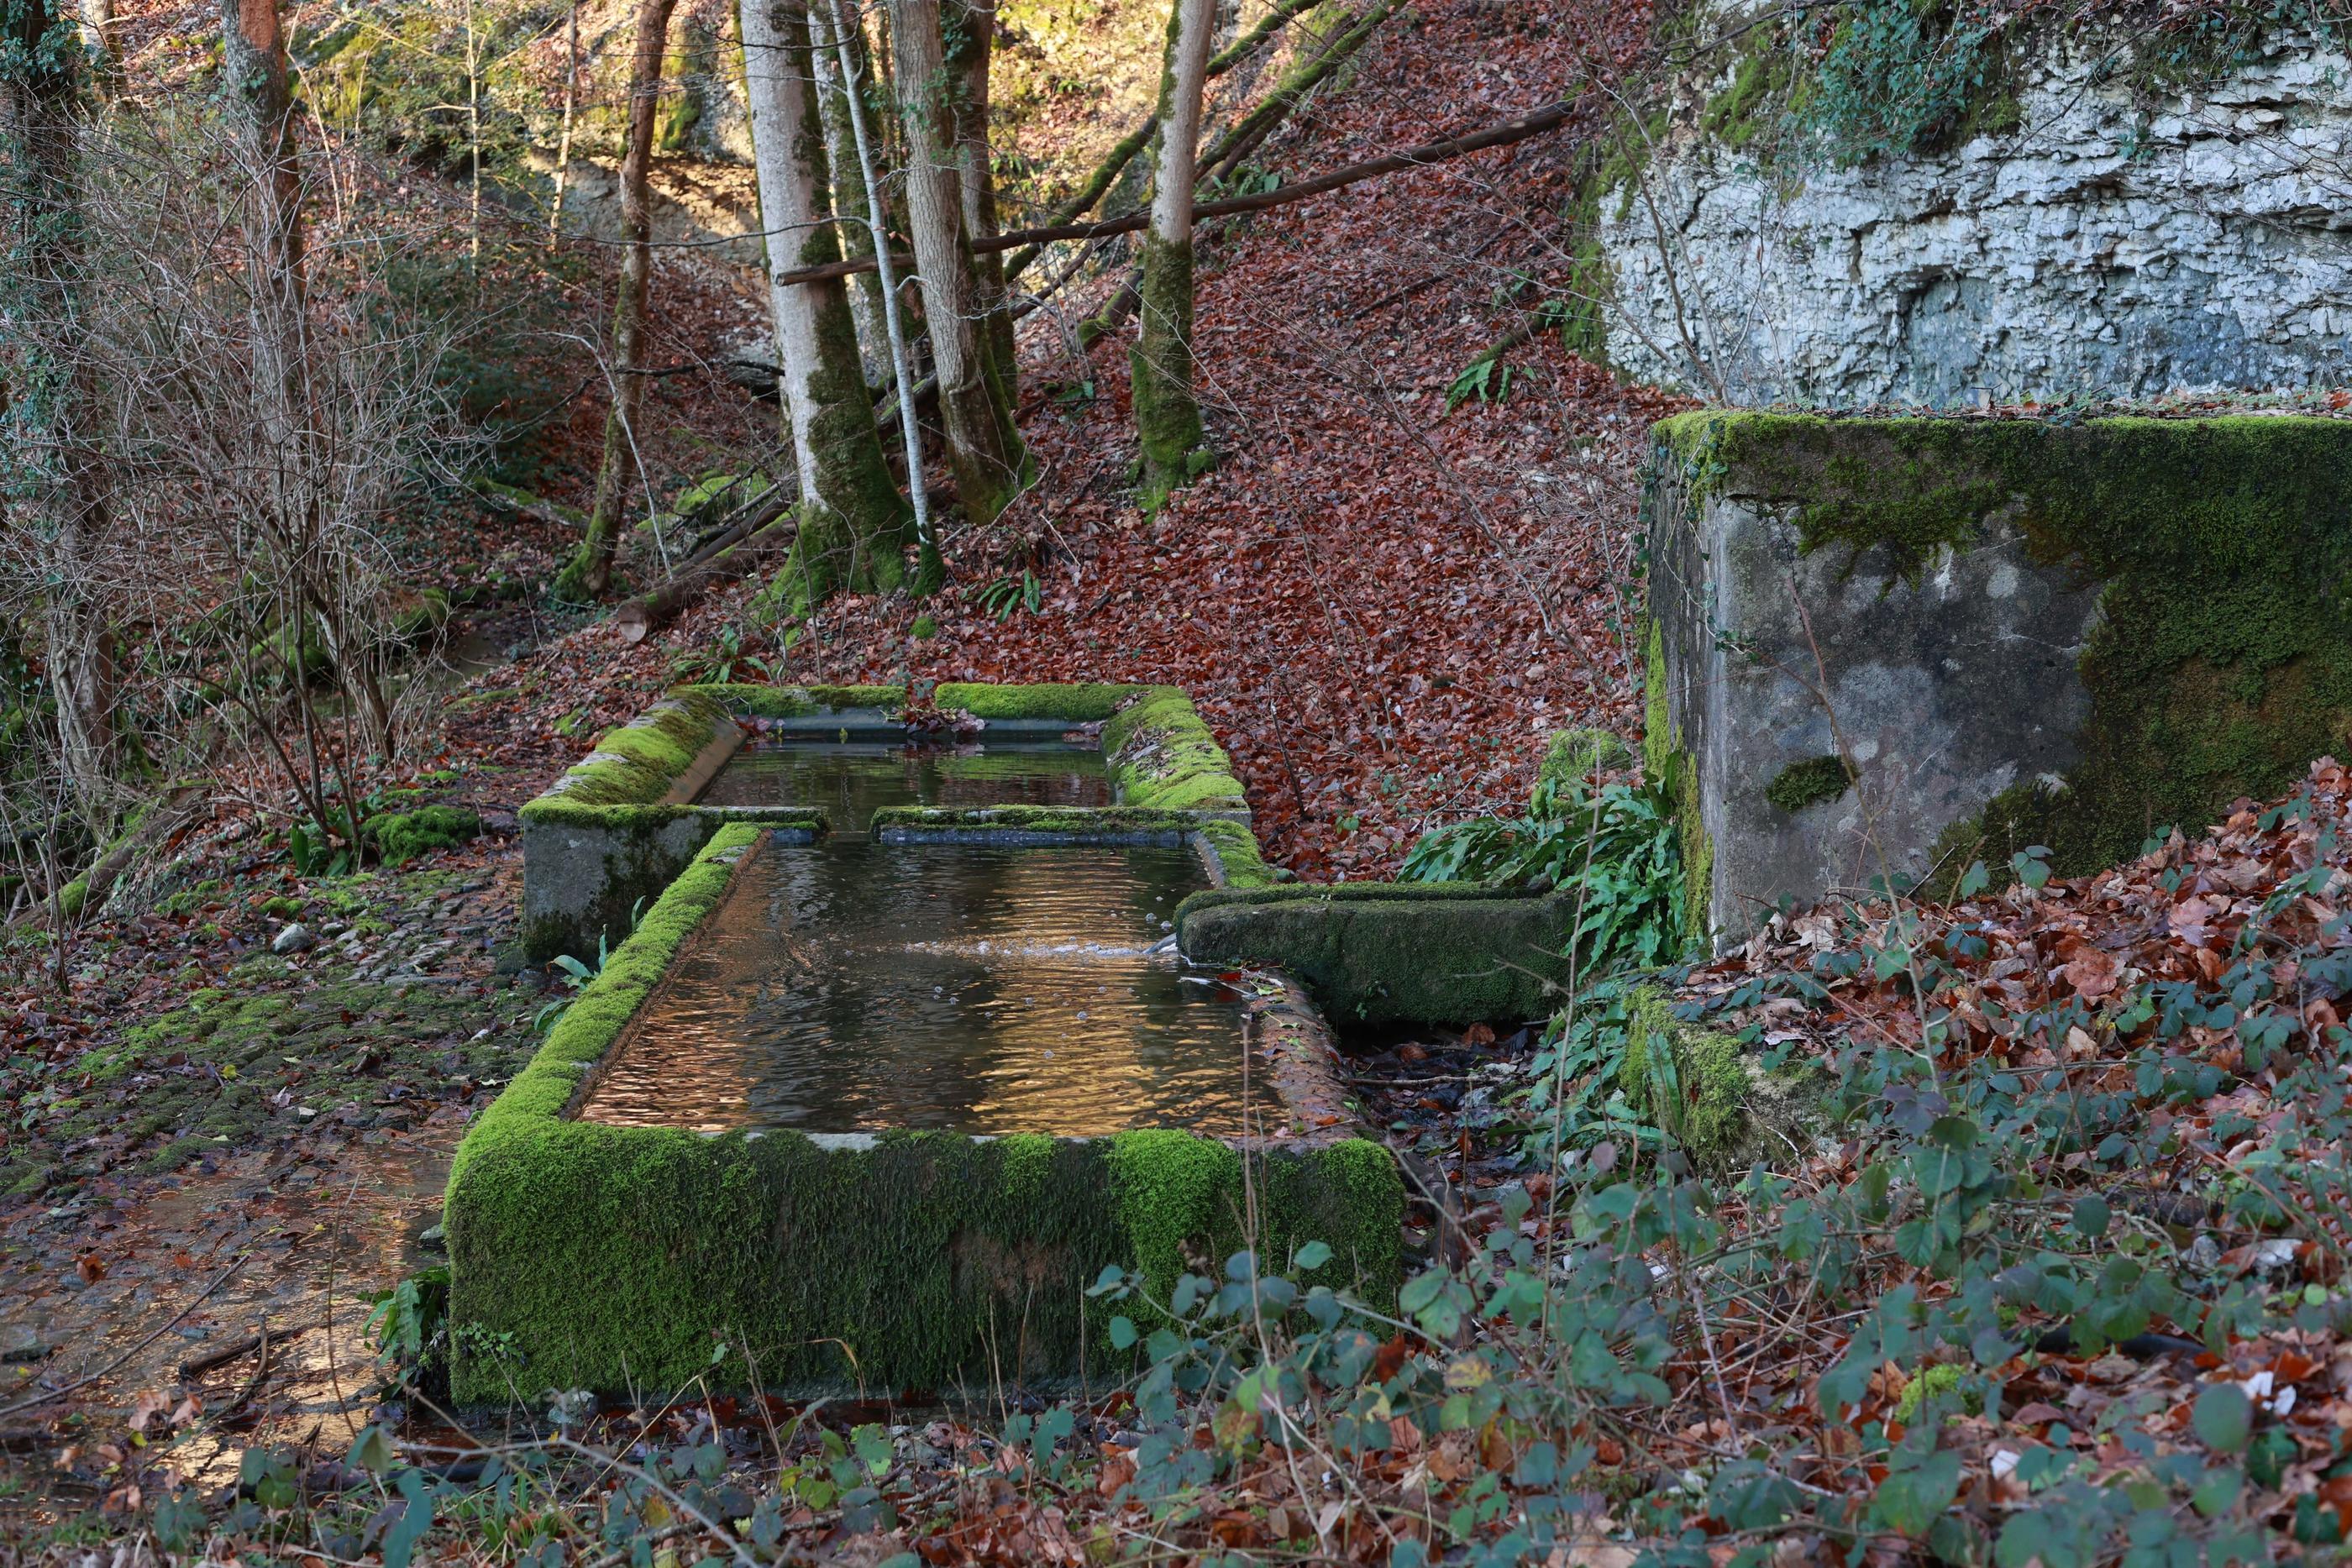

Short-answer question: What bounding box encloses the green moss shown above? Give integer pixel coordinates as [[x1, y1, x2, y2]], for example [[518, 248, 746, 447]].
[[1131, 233, 1208, 513], [1194, 818, 1276, 889], [1176, 887, 1577, 1025], [457, 826, 760, 1188], [365, 805, 481, 865], [3, 965, 537, 1194], [936, 682, 1142, 721], [537, 690, 732, 809], [1103, 688, 1249, 814], [683, 683, 908, 719], [1698, 34, 1795, 151], [1618, 985, 1819, 1170], [1764, 754, 1856, 815], [1672, 413, 2352, 883], [1644, 617, 1713, 947], [911, 615, 939, 640], [1538, 727, 1637, 791], [1892, 1361, 1980, 1424]]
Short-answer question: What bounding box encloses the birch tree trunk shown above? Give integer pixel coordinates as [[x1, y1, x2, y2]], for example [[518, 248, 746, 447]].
[[739, 0, 911, 616], [888, 0, 1026, 526], [811, 19, 887, 380], [945, 0, 1014, 399], [76, 0, 116, 91], [1131, 0, 1215, 511], [558, 0, 680, 602], [8, 0, 116, 826]]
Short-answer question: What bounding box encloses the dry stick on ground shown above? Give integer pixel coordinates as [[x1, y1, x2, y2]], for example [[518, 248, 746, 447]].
[[768, 94, 1588, 286], [178, 1318, 324, 1381]]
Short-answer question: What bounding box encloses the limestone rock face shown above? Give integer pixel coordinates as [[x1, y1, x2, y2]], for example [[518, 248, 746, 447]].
[[1596, 25, 2352, 404]]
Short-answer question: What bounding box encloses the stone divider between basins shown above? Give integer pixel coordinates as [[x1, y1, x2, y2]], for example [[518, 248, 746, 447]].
[[519, 681, 1257, 961], [445, 823, 1403, 1401]]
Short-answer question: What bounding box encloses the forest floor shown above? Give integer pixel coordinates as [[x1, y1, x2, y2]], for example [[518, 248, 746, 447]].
[[7, 0, 2340, 1560]]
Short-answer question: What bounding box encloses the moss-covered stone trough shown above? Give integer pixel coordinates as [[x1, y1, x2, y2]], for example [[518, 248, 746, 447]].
[[449, 823, 1401, 1403], [1646, 412, 2352, 947], [1175, 883, 1581, 1027], [521, 681, 1260, 960]]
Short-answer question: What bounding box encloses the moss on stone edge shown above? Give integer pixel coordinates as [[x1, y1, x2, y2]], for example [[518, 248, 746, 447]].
[[455, 824, 760, 1193], [1103, 687, 1249, 814], [1765, 753, 1856, 815], [533, 690, 731, 809], [1194, 819, 1276, 889], [1618, 985, 1821, 1171], [1644, 616, 1714, 948], [1658, 412, 2352, 882], [934, 682, 1142, 721], [684, 682, 909, 719]]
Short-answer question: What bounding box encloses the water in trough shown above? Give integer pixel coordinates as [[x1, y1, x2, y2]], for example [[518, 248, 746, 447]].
[[575, 739, 1261, 1137]]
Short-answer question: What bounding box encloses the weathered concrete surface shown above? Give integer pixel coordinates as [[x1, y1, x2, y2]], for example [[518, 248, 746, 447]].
[[520, 811, 722, 963], [1596, 18, 2352, 404], [1177, 886, 1578, 1025], [1645, 425, 2113, 947]]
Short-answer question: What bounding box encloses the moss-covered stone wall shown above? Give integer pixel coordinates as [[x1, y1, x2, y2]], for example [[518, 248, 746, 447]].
[[1646, 412, 2352, 941]]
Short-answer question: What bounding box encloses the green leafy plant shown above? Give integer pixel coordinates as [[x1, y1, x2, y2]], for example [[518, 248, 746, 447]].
[[669, 621, 779, 686], [974, 569, 1043, 622], [1444, 354, 1517, 412], [365, 1264, 450, 1395], [1401, 775, 1685, 973]]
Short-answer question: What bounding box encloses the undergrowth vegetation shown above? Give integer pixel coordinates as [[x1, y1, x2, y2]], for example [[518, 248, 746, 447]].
[[98, 763, 2352, 1562]]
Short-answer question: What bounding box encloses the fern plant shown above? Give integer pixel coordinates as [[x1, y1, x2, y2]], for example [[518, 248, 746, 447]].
[[1400, 775, 1685, 974]]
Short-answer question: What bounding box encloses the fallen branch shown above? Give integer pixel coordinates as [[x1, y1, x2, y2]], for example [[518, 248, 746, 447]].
[[1199, 0, 1404, 186], [614, 511, 797, 642], [178, 1318, 322, 1381], [771, 94, 1586, 287], [1001, 0, 1332, 285]]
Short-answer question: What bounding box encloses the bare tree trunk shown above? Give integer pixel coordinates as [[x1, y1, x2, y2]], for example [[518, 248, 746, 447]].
[[740, 0, 911, 617], [887, 0, 1026, 528], [945, 0, 1014, 399], [1132, 0, 1215, 511], [8, 0, 115, 826], [559, 0, 680, 603], [811, 16, 887, 378], [548, 0, 580, 247], [221, 0, 305, 308], [76, 0, 116, 92], [821, 0, 934, 589]]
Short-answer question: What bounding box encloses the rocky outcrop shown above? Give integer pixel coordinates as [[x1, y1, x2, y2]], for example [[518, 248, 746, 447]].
[[1594, 21, 2352, 405]]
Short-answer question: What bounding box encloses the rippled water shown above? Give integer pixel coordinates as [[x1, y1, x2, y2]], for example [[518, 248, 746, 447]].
[[576, 840, 1260, 1136], [694, 738, 1110, 830]]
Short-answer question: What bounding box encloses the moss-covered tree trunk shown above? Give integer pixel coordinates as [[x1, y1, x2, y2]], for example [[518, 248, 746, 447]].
[[739, 0, 913, 617], [1131, 0, 1216, 513], [8, 0, 116, 826], [887, 0, 1026, 527], [945, 0, 1015, 401], [558, 0, 679, 603]]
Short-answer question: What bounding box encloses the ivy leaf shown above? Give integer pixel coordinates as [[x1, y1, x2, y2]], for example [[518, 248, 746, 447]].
[[1871, 1451, 1961, 1537], [2193, 1384, 2253, 1455]]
